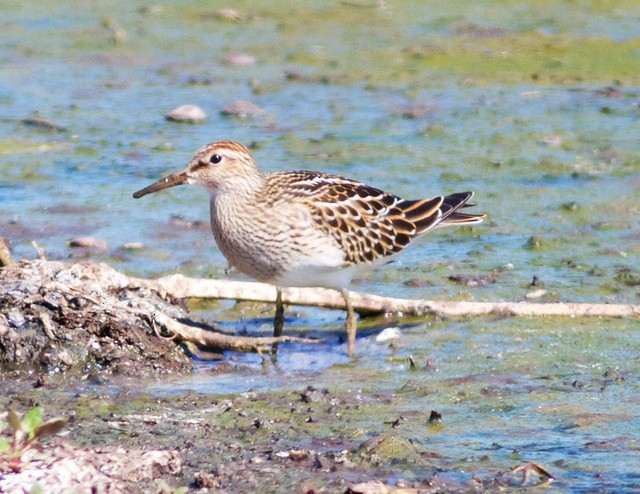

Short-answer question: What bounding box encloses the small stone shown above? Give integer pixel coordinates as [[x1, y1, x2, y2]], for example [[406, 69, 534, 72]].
[[122, 242, 144, 250], [69, 237, 108, 250], [520, 90, 541, 99], [7, 308, 25, 328], [57, 350, 74, 367], [0, 314, 9, 336], [43, 291, 65, 310], [449, 21, 505, 38], [540, 135, 561, 146], [138, 5, 164, 15], [223, 53, 255, 65], [186, 76, 214, 86], [101, 18, 126, 43], [194, 471, 221, 489], [288, 449, 308, 461], [215, 8, 242, 21], [595, 85, 622, 98], [524, 236, 543, 250], [221, 100, 266, 118], [165, 104, 207, 123], [403, 278, 431, 288], [21, 117, 67, 132], [560, 201, 580, 211], [375, 327, 402, 343], [525, 289, 548, 299], [397, 103, 435, 119]]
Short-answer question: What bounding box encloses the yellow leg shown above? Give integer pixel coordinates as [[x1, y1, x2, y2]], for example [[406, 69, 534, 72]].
[[342, 288, 357, 358], [272, 288, 284, 357]]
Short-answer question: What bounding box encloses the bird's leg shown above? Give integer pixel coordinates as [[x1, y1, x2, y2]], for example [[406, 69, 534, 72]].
[[341, 288, 357, 359], [271, 288, 284, 357]]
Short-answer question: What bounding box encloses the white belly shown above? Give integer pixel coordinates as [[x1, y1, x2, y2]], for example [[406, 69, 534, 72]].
[[274, 262, 361, 290]]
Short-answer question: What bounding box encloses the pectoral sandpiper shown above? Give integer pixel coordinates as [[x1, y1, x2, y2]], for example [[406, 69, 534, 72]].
[[133, 140, 484, 357]]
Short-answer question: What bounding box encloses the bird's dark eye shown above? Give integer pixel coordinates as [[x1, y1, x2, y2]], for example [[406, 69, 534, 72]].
[[210, 154, 222, 164]]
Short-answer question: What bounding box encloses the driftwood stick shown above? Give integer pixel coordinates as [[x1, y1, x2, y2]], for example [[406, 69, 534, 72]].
[[152, 312, 320, 353], [132, 274, 640, 319]]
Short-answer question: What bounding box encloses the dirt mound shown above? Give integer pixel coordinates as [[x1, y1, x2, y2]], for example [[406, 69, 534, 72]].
[[0, 260, 191, 377]]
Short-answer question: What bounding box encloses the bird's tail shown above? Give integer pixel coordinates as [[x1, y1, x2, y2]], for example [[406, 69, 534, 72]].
[[399, 191, 485, 237], [437, 191, 485, 227]]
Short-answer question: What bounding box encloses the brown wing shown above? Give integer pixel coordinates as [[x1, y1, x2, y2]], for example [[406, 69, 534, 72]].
[[265, 171, 453, 265]]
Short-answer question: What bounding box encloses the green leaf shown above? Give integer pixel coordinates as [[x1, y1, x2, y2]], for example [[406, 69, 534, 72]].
[[21, 407, 43, 437], [0, 437, 11, 453], [7, 410, 21, 432], [28, 484, 44, 494], [33, 417, 67, 440]]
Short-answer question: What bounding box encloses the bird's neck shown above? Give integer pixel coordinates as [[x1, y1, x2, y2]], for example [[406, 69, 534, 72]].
[[208, 172, 266, 249], [208, 169, 265, 200], [208, 171, 266, 216]]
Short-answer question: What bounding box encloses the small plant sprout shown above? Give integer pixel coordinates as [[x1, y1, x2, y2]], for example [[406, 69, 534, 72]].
[[0, 407, 67, 472]]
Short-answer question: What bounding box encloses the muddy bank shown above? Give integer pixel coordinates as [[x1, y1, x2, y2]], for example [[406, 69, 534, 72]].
[[1, 382, 551, 493], [1, 259, 637, 491], [0, 260, 192, 379], [0, 260, 559, 493]]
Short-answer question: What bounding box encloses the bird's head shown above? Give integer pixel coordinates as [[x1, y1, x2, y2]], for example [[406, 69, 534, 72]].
[[133, 140, 260, 199]]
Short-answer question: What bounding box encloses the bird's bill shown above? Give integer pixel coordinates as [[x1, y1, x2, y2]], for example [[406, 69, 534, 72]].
[[132, 170, 188, 198]]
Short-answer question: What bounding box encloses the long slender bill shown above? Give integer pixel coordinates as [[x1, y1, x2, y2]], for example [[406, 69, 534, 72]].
[[133, 170, 188, 198]]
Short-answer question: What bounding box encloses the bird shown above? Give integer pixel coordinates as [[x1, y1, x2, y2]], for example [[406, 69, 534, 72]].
[[133, 140, 485, 358]]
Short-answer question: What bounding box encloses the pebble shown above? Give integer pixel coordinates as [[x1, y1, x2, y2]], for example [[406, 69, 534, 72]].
[[69, 237, 108, 250], [525, 289, 548, 299], [397, 103, 435, 119], [122, 242, 144, 250], [215, 8, 242, 21], [221, 100, 266, 118], [7, 308, 25, 328], [57, 350, 74, 367], [540, 135, 562, 146], [223, 53, 255, 65], [21, 117, 67, 132], [288, 450, 308, 461], [169, 217, 208, 230], [0, 314, 8, 337], [520, 90, 541, 99], [186, 76, 214, 86], [165, 104, 207, 123], [375, 327, 402, 343]]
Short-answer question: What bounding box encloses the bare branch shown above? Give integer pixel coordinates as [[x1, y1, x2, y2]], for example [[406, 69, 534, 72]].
[[130, 274, 640, 319], [152, 312, 320, 353]]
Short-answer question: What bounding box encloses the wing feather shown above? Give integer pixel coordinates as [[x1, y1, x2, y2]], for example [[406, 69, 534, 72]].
[[263, 171, 483, 265]]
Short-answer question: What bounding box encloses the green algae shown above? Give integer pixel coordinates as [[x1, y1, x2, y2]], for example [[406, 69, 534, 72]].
[[410, 34, 640, 85], [8, 1, 640, 87]]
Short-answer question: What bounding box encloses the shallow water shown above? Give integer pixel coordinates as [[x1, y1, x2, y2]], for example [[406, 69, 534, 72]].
[[2, 1, 640, 491]]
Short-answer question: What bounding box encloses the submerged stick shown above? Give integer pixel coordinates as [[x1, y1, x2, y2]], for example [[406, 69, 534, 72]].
[[152, 312, 320, 353], [133, 274, 640, 319]]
